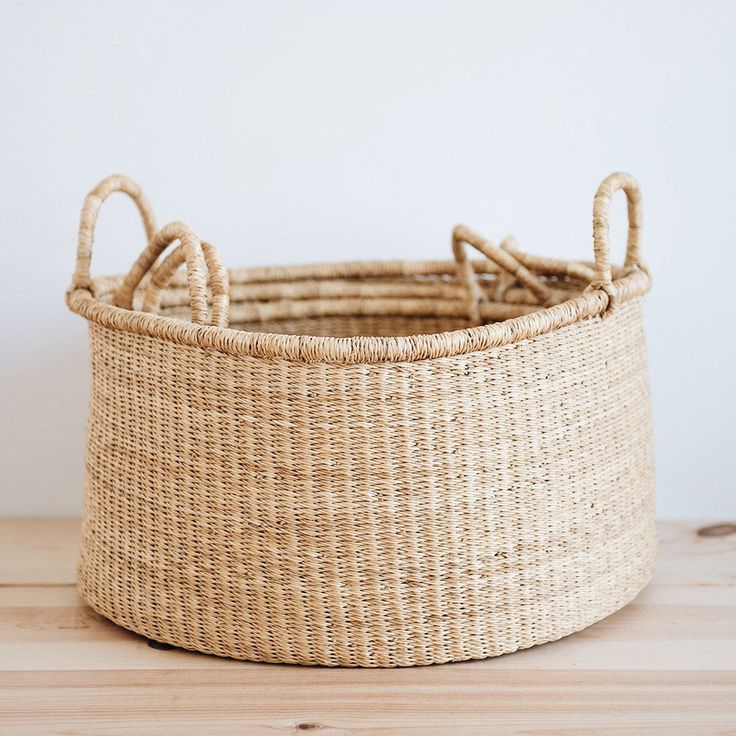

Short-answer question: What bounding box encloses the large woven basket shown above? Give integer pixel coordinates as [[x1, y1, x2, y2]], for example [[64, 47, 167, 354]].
[[66, 172, 655, 667]]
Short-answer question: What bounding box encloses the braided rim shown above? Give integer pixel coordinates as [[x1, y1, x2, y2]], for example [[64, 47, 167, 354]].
[[66, 265, 648, 364]]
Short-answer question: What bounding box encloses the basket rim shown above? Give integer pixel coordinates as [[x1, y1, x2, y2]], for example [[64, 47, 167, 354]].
[[68, 172, 650, 363], [66, 258, 650, 365]]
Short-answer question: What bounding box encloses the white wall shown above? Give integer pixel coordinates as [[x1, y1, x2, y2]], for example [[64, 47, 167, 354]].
[[1, 0, 734, 519]]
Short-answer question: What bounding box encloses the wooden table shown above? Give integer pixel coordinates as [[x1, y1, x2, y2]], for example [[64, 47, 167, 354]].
[[1, 519, 734, 735]]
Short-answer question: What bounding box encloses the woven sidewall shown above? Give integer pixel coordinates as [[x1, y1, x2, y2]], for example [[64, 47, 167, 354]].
[[77, 297, 655, 667]]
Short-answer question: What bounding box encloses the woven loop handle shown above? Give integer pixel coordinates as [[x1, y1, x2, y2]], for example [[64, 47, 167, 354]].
[[589, 172, 644, 316], [115, 221, 230, 327], [453, 224, 554, 323], [72, 175, 157, 292], [142, 239, 230, 327]]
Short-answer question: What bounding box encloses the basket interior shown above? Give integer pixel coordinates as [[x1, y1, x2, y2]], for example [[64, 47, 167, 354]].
[[97, 261, 594, 338], [226, 314, 473, 339]]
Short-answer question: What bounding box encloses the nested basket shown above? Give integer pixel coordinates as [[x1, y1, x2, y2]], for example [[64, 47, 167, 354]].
[[66, 172, 655, 667]]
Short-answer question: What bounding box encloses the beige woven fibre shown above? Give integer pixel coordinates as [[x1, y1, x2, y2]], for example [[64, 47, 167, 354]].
[[67, 172, 655, 667]]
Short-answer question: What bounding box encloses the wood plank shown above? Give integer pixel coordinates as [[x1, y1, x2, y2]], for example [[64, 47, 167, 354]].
[[653, 521, 736, 587], [2, 519, 733, 585], [0, 586, 734, 672], [0, 518, 80, 585], [1, 670, 734, 735], [2, 519, 734, 588], [0, 519, 734, 734]]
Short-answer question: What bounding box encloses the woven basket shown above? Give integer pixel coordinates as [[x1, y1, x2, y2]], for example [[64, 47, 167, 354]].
[[66, 172, 655, 667]]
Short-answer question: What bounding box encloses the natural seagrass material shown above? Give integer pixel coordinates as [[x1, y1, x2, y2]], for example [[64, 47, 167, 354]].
[[67, 172, 656, 667]]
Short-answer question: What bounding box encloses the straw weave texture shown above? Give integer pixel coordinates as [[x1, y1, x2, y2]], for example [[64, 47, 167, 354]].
[[69, 172, 656, 666]]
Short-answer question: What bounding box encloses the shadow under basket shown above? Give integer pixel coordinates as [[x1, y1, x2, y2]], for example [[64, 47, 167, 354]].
[[66, 172, 656, 667]]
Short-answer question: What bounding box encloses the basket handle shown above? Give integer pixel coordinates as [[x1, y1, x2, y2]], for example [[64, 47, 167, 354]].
[[115, 221, 231, 327], [589, 172, 645, 315], [141, 237, 230, 327], [453, 224, 554, 323], [72, 174, 157, 293]]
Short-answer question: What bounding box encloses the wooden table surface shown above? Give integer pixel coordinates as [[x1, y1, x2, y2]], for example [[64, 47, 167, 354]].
[[1, 519, 734, 735]]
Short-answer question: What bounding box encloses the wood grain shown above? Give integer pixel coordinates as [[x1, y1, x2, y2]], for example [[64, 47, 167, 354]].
[[1, 519, 734, 735]]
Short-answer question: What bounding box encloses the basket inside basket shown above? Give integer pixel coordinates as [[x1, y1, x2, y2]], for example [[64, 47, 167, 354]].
[[91, 249, 611, 338]]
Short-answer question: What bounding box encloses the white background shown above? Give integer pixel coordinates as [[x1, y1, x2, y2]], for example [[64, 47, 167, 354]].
[[1, 1, 734, 519]]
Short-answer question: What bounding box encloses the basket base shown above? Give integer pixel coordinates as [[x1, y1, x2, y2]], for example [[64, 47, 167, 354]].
[[77, 542, 656, 668]]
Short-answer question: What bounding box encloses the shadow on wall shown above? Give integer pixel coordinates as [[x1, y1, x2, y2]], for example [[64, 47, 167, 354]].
[[2, 329, 90, 516]]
